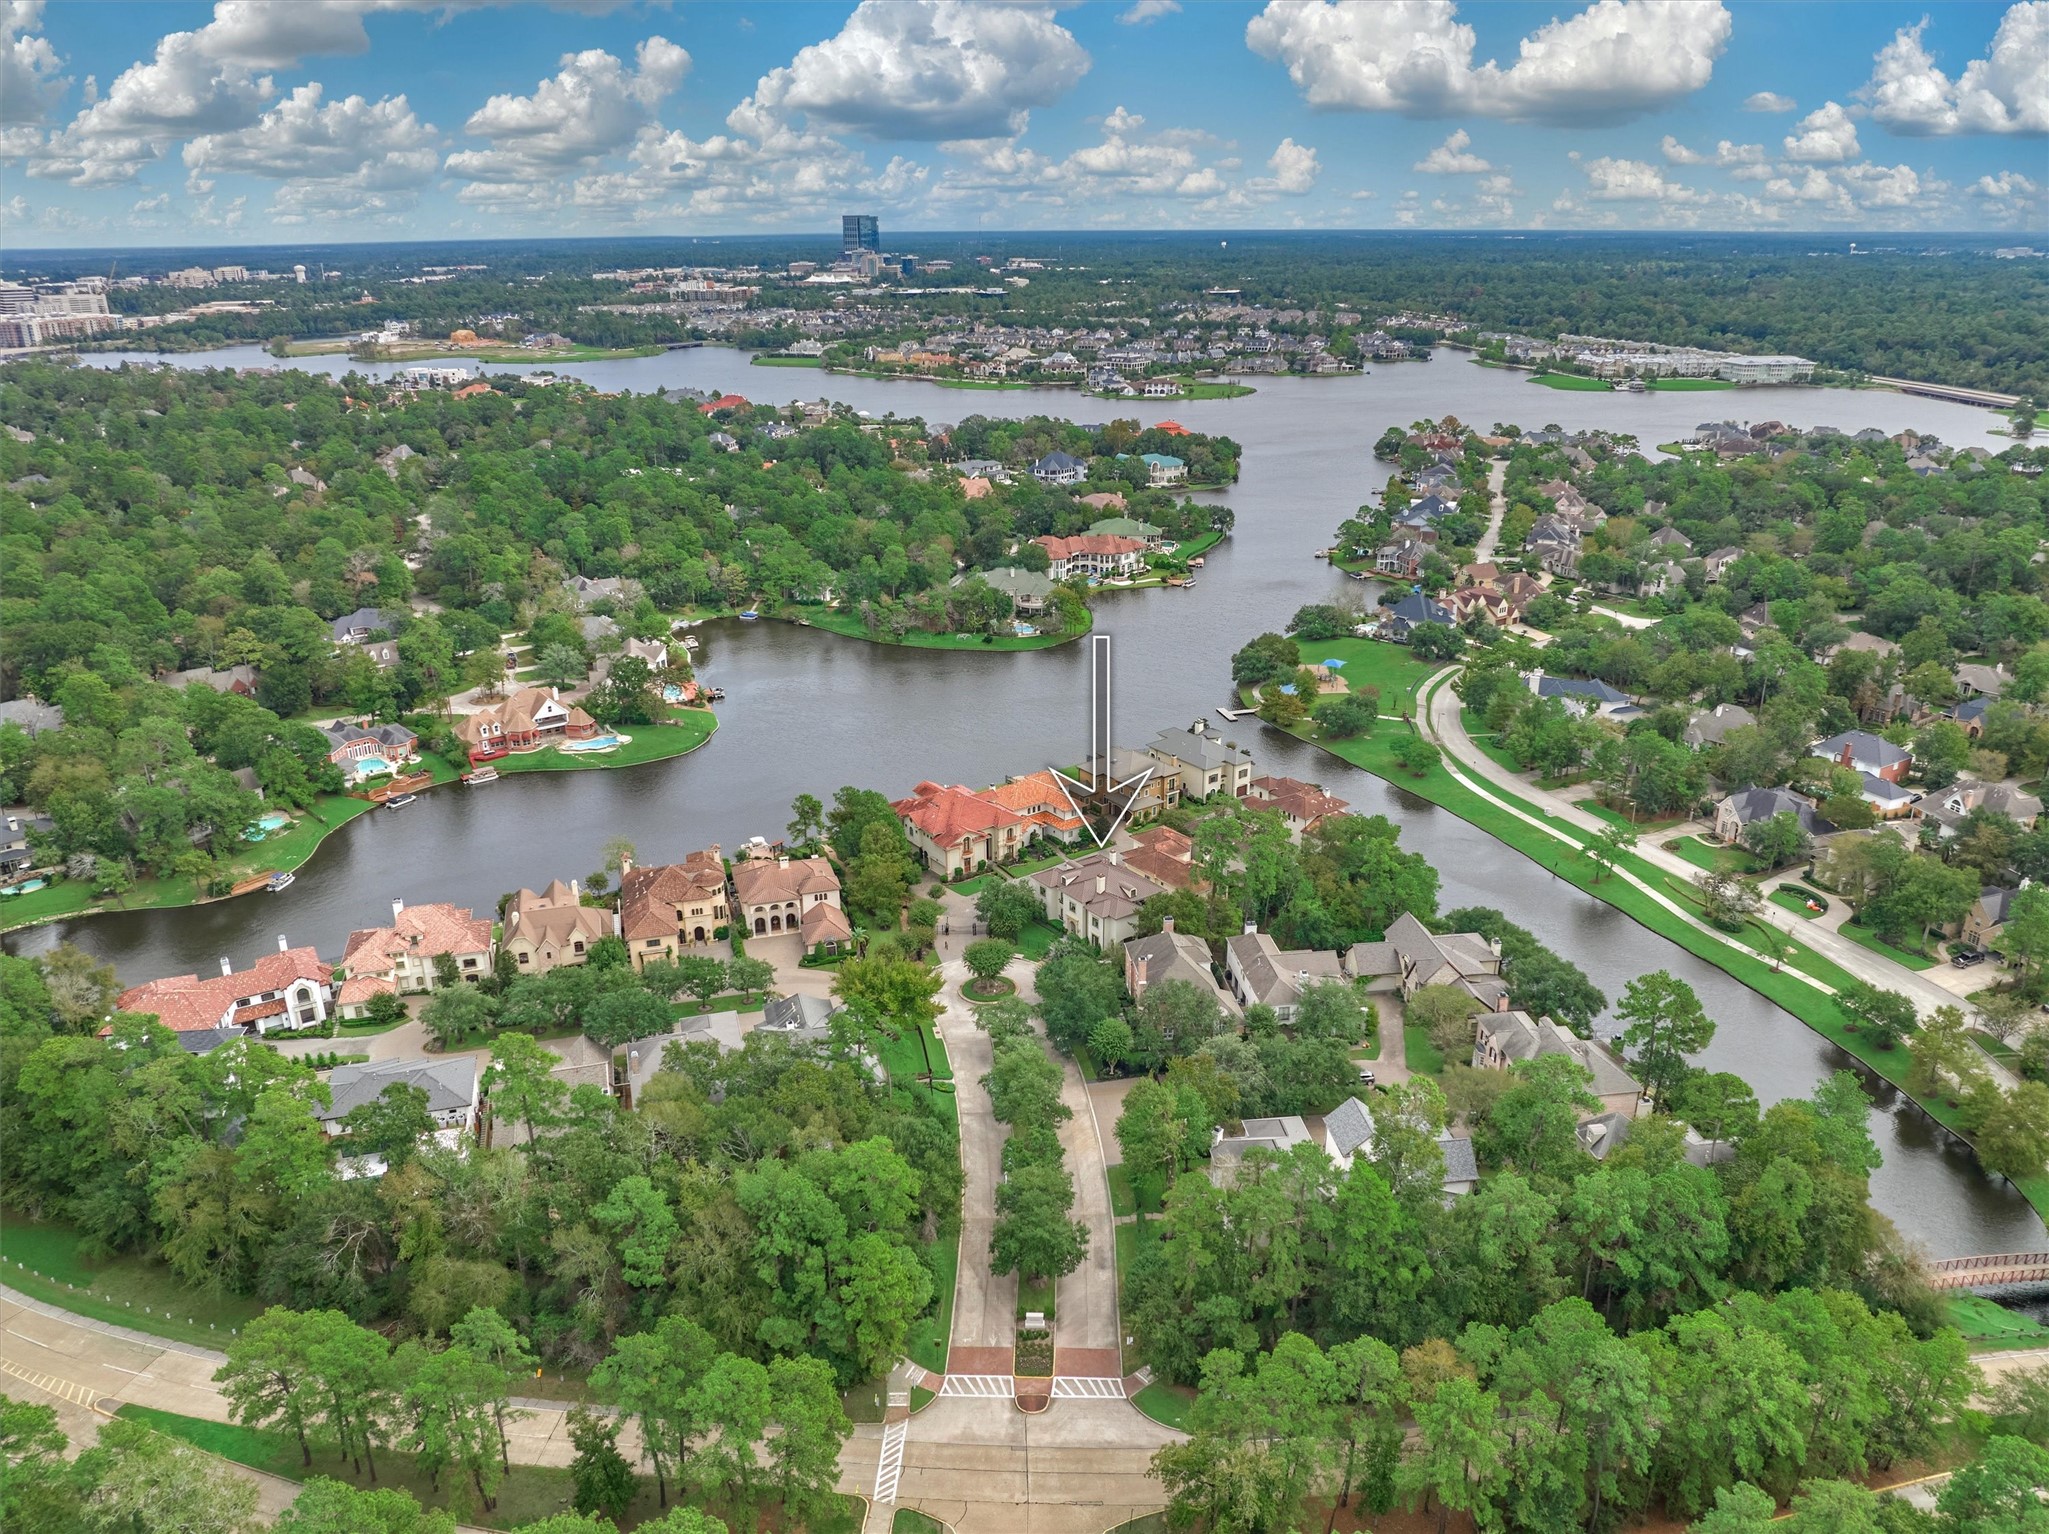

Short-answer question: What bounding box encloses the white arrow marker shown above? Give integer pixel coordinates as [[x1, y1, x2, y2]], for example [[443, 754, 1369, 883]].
[[1050, 634, 1154, 848]]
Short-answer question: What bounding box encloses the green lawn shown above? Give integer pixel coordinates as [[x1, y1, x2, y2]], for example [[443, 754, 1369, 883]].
[[1001, 851, 1070, 878], [117, 1404, 862, 1533], [1663, 835, 1763, 876], [1839, 920, 1938, 970], [1017, 1275, 1056, 1323], [950, 873, 998, 897], [1107, 1164, 1165, 1219], [1275, 668, 2049, 1224], [1532, 372, 1612, 391], [905, 1228, 959, 1378], [1015, 919, 1064, 959], [1574, 798, 1687, 833], [0, 1215, 265, 1348], [1131, 1384, 1194, 1432], [491, 712, 717, 775], [1647, 377, 1735, 391], [750, 354, 827, 367], [894, 1511, 949, 1534], [1946, 1293, 2049, 1349], [1286, 636, 1441, 718], [777, 605, 1091, 652], [1403, 1024, 1446, 1076], [1770, 887, 1827, 919]]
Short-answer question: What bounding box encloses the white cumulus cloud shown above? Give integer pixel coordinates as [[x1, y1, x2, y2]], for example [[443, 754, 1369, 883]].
[[184, 84, 438, 221], [1582, 156, 1709, 202], [740, 0, 1088, 141], [1, 1, 66, 127], [1782, 101, 1860, 162], [1245, 0, 1731, 126], [446, 36, 688, 183], [1743, 90, 1796, 113], [1862, 6, 2049, 135], [1250, 136, 1318, 193], [1413, 128, 1491, 173], [1660, 135, 1764, 167], [1118, 0, 1180, 25]]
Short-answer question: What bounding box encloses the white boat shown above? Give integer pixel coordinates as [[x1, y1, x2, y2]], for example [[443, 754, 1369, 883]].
[[384, 793, 417, 810], [462, 767, 499, 785], [266, 871, 295, 892]]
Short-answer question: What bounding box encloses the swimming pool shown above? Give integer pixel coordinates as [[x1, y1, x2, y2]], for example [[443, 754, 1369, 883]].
[[242, 811, 292, 840], [354, 756, 393, 777], [1, 878, 47, 896], [662, 684, 683, 702], [561, 733, 627, 753]]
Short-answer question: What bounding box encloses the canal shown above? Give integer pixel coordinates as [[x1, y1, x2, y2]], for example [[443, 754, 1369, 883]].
[[10, 343, 2038, 1254]]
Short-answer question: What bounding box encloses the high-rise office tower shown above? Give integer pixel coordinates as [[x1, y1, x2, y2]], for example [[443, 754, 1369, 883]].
[[842, 214, 879, 253]]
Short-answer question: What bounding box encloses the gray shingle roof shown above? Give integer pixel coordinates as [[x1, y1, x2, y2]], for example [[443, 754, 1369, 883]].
[[321, 1057, 476, 1122], [1437, 1133, 1478, 1183], [1814, 730, 1910, 768], [1325, 1095, 1376, 1161]]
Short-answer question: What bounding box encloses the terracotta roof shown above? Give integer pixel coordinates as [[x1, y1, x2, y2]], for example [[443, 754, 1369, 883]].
[[620, 852, 727, 939], [507, 884, 612, 950], [1035, 533, 1146, 562], [1249, 775, 1350, 826], [893, 780, 1023, 849], [337, 974, 397, 1006], [801, 901, 854, 943], [978, 770, 1084, 832], [342, 903, 492, 975], [730, 855, 840, 907], [117, 946, 332, 1034], [1131, 824, 1193, 862]]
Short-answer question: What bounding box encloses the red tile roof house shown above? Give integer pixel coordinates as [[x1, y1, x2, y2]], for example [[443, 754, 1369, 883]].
[[729, 855, 847, 943], [1246, 775, 1351, 834], [117, 939, 334, 1041], [892, 780, 1028, 877], [977, 770, 1088, 846], [1033, 533, 1147, 581], [337, 899, 495, 1016]]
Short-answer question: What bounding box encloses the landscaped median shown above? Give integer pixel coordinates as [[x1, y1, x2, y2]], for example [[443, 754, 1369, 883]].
[[1267, 665, 2049, 1221]]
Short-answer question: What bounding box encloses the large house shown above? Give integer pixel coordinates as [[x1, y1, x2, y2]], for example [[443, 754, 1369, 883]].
[[503, 880, 616, 975], [1529, 673, 1632, 719], [729, 854, 849, 947], [1321, 1095, 1479, 1199], [1029, 849, 1167, 948], [1713, 786, 1825, 844], [978, 770, 1088, 844], [618, 850, 731, 966], [1812, 730, 1912, 784], [1682, 702, 1756, 750], [1033, 533, 1146, 580], [1346, 912, 1507, 1011], [1124, 920, 1231, 1011], [319, 1057, 479, 1140], [1474, 1011, 1642, 1120], [338, 900, 494, 1013], [973, 567, 1055, 617], [1123, 823, 1199, 887], [1209, 1115, 1311, 1186], [1922, 780, 2044, 840], [1140, 452, 1185, 487], [1031, 450, 1087, 486], [1246, 775, 1349, 833], [118, 940, 334, 1043], [454, 687, 601, 763], [331, 606, 394, 645], [1148, 719, 1254, 803], [893, 781, 1027, 877], [1961, 887, 2018, 950], [1224, 927, 1348, 1022], [1382, 590, 1456, 642], [321, 721, 418, 777]]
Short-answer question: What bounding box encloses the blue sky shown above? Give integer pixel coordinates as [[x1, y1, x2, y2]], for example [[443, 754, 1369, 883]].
[[2, 1, 2043, 246]]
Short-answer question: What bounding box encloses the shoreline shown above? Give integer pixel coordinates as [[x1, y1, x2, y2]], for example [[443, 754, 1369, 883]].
[[0, 710, 719, 938], [750, 356, 1262, 399], [1252, 665, 2049, 1227], [770, 605, 1094, 652]]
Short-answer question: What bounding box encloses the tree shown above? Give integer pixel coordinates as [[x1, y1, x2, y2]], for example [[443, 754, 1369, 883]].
[[1937, 1435, 2049, 1530], [1408, 983, 1481, 1060], [1696, 871, 1762, 930], [342, 1083, 436, 1172], [1293, 979, 1371, 1043], [1834, 980, 1919, 1051], [1131, 975, 1226, 1069], [673, 955, 730, 1007], [1232, 631, 1301, 687], [448, 1308, 537, 1474], [963, 938, 1014, 987], [1615, 970, 1715, 1109], [1741, 811, 1807, 870], [1672, 1071, 1761, 1153], [482, 1029, 568, 1144], [1686, 1482, 1776, 1534], [1316, 691, 1380, 739], [764, 1356, 851, 1533], [565, 1407, 636, 1523], [976, 879, 1043, 940], [276, 1478, 455, 1534], [303, 1311, 395, 1482], [1035, 947, 1127, 1054], [590, 1317, 717, 1505], [1586, 821, 1638, 882], [593, 1174, 679, 1288], [394, 1340, 507, 1513], [726, 955, 774, 997], [1390, 736, 1441, 777], [74, 1416, 261, 1534], [786, 792, 825, 850], [584, 987, 670, 1047], [536, 643, 586, 689], [1975, 1079, 2049, 1184], [420, 984, 496, 1051], [1908, 1004, 1991, 1101], [216, 1307, 322, 1467], [687, 1352, 770, 1511], [990, 1159, 1087, 1283], [1116, 1078, 1181, 1215], [1399, 1374, 1504, 1534], [1998, 885, 2049, 981], [1409, 623, 1465, 661]]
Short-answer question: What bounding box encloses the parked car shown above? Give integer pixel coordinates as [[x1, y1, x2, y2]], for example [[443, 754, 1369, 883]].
[[1356, 1067, 1376, 1086], [1951, 949, 1985, 968]]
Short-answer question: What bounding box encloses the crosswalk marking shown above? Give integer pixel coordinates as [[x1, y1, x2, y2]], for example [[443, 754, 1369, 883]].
[[873, 1417, 908, 1505], [1050, 1376, 1126, 1399], [938, 1374, 1014, 1398], [0, 1356, 106, 1412]]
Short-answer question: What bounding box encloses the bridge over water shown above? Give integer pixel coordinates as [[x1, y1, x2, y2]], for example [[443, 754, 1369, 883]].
[[1929, 1253, 2049, 1291]]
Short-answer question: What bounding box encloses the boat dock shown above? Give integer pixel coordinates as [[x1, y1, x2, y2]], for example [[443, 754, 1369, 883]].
[[1216, 706, 1256, 722]]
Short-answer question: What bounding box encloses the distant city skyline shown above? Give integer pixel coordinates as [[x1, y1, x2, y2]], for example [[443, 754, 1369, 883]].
[[2, 1, 2043, 248]]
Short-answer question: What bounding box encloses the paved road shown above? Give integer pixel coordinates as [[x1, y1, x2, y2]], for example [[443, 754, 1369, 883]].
[[1474, 459, 1508, 562], [936, 955, 1017, 1363], [1052, 1025, 1120, 1361]]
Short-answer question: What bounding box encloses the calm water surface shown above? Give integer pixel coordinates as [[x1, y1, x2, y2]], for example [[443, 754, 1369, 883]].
[[14, 344, 2036, 1253]]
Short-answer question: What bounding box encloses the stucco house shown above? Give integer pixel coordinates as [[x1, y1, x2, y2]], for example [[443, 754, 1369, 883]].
[[338, 899, 494, 1009], [619, 850, 731, 967], [1028, 849, 1167, 948], [729, 855, 846, 943], [892, 780, 1027, 877], [117, 939, 333, 1040], [1148, 719, 1253, 803], [503, 880, 616, 975]]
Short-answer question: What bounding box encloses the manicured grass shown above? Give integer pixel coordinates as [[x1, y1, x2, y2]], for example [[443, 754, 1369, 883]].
[[1770, 886, 1827, 919], [671, 989, 769, 1018], [1002, 851, 1070, 878], [950, 874, 998, 896], [909, 1386, 935, 1412], [1839, 920, 1937, 970], [778, 605, 1091, 651], [117, 1404, 861, 1533], [750, 354, 827, 367], [1647, 377, 1736, 391], [1131, 1384, 1194, 1432], [491, 712, 717, 775], [894, 1511, 949, 1533], [1015, 919, 1064, 960], [906, 1229, 958, 1378], [1284, 635, 1441, 718], [1403, 1024, 1446, 1076], [1946, 1293, 2049, 1348], [963, 976, 1015, 1000], [1574, 798, 1686, 833], [0, 1215, 265, 1348], [1663, 835, 1763, 876], [1107, 1164, 1165, 1219], [1017, 1275, 1056, 1323], [1532, 372, 1613, 391]]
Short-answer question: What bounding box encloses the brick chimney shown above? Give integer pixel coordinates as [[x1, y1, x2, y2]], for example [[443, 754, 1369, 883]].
[[1161, 916, 1175, 934]]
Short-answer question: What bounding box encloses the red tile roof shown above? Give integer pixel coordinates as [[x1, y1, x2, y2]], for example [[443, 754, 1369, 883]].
[[342, 903, 492, 976], [117, 947, 332, 1033], [892, 781, 1022, 850], [1035, 534, 1145, 562]]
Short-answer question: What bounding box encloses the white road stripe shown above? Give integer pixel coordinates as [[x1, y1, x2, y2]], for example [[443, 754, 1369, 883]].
[[1050, 1376, 1126, 1399], [873, 1417, 908, 1506], [938, 1374, 1015, 1397]]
